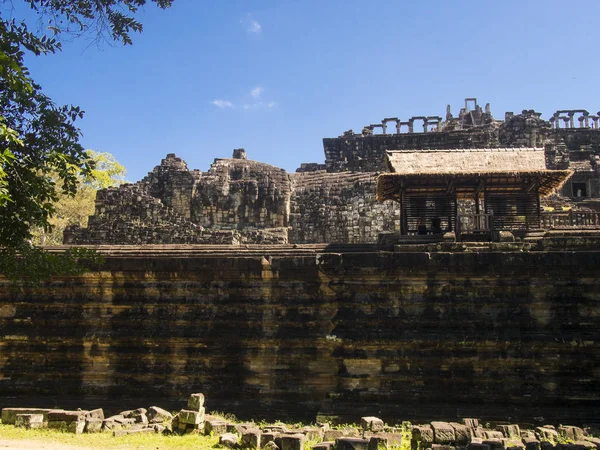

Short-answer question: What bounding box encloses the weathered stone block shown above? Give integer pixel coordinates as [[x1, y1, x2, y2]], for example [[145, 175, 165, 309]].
[[188, 393, 205, 411], [485, 432, 505, 440], [241, 428, 262, 450], [463, 419, 480, 429], [483, 439, 504, 450], [450, 423, 472, 445], [102, 419, 121, 431], [523, 436, 540, 450], [369, 436, 389, 450], [313, 442, 335, 450], [265, 442, 281, 450], [84, 418, 103, 433], [558, 427, 586, 442], [324, 430, 346, 441], [362, 417, 385, 433], [15, 414, 44, 429], [220, 433, 240, 448], [536, 428, 559, 443], [262, 432, 281, 446], [178, 409, 205, 425], [413, 426, 434, 445], [281, 434, 306, 450], [337, 438, 370, 450], [497, 426, 521, 439], [47, 411, 86, 423], [204, 419, 228, 435], [468, 444, 491, 450], [148, 406, 173, 424], [1, 408, 56, 425], [432, 422, 456, 445], [86, 409, 104, 421]]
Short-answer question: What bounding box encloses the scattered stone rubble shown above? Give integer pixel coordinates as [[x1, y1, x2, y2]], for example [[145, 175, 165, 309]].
[[2, 395, 599, 450]]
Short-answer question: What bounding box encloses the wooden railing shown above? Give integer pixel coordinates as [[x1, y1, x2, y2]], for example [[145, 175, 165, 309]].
[[458, 213, 493, 233], [541, 211, 600, 229]]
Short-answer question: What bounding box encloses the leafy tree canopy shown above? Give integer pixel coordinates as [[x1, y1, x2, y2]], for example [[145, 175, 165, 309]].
[[32, 149, 127, 246], [0, 0, 172, 279]]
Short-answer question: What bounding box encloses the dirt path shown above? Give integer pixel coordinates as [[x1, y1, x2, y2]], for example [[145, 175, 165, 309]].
[[0, 439, 95, 450]]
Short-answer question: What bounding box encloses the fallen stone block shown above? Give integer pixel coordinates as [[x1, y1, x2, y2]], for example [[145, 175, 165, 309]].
[[413, 425, 434, 447], [432, 422, 456, 445], [121, 408, 148, 424], [467, 444, 491, 450], [15, 414, 44, 430], [220, 432, 240, 448], [1, 408, 57, 425], [584, 438, 600, 450], [281, 434, 307, 450], [204, 418, 228, 435], [313, 442, 335, 450], [336, 438, 370, 450], [377, 432, 403, 447], [368, 436, 389, 450], [241, 428, 262, 450], [86, 409, 104, 421], [48, 420, 85, 434], [154, 424, 167, 434], [362, 417, 385, 433], [536, 428, 559, 443], [262, 432, 281, 446], [47, 410, 86, 423], [148, 406, 173, 424], [463, 419, 480, 429], [102, 419, 121, 431], [188, 393, 205, 411], [484, 432, 505, 440], [450, 423, 472, 445], [522, 436, 540, 450], [303, 426, 324, 441], [483, 439, 504, 450], [559, 427, 586, 442], [324, 430, 346, 441], [178, 408, 205, 425], [84, 418, 103, 433], [432, 445, 455, 450], [264, 442, 280, 450], [498, 426, 521, 439]]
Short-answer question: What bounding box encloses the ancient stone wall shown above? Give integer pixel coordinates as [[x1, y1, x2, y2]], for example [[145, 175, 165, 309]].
[[0, 246, 598, 423], [289, 171, 399, 243]]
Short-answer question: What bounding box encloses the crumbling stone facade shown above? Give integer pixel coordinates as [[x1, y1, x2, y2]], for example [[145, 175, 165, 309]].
[[65, 98, 600, 245]]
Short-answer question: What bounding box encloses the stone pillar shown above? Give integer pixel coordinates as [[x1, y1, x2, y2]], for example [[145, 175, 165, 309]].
[[583, 112, 590, 128], [446, 105, 453, 121], [423, 119, 429, 133], [408, 119, 414, 134], [233, 148, 247, 160], [568, 111, 575, 128], [395, 120, 401, 134]]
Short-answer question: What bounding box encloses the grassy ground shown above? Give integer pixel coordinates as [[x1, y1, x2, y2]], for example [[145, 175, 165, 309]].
[[0, 423, 220, 450]]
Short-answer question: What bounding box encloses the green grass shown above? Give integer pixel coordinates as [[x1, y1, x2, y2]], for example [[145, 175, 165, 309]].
[[0, 423, 220, 450]]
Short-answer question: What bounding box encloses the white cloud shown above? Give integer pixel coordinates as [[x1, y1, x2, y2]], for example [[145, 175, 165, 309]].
[[267, 101, 277, 109], [210, 99, 234, 109], [242, 14, 261, 34], [250, 87, 263, 99]]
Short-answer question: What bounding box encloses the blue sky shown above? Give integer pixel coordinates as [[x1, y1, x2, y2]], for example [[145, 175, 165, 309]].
[[11, 0, 600, 182]]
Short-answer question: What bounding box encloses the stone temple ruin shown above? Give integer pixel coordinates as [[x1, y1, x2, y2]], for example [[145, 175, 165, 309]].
[[2, 98, 600, 427], [64, 98, 600, 246]]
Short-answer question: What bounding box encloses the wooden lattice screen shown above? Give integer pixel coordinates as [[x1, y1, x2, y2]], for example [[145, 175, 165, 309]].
[[485, 193, 540, 230], [404, 194, 457, 235]]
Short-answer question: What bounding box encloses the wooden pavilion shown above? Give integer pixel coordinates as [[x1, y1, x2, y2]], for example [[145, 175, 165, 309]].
[[376, 148, 572, 239]]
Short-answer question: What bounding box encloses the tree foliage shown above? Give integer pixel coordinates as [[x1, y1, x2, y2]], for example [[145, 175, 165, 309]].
[[32, 150, 126, 246], [0, 0, 172, 279]]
